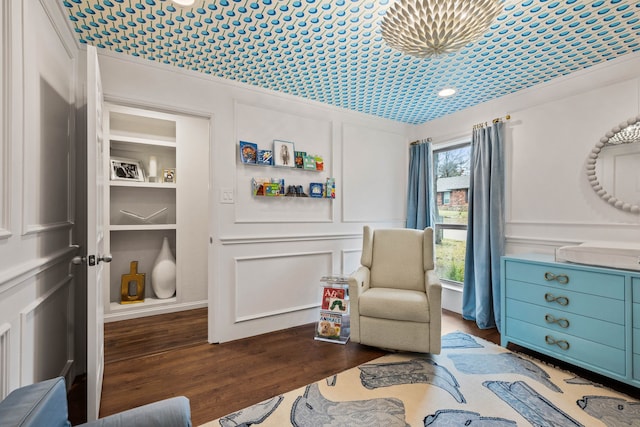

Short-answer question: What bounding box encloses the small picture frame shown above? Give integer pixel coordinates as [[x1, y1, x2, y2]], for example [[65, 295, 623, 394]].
[[239, 141, 258, 164], [110, 157, 145, 182], [163, 168, 176, 183], [273, 140, 296, 168]]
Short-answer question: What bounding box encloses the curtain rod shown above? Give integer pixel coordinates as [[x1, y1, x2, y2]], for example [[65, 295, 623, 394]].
[[410, 137, 432, 145], [493, 114, 511, 124], [474, 114, 512, 129]]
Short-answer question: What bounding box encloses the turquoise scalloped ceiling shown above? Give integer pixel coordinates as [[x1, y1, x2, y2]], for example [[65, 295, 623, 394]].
[[61, 0, 640, 124]]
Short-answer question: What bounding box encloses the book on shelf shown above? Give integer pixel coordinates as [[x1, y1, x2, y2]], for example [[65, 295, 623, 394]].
[[294, 151, 306, 168], [321, 286, 347, 311], [239, 141, 258, 164], [257, 149, 273, 165], [316, 310, 343, 340]]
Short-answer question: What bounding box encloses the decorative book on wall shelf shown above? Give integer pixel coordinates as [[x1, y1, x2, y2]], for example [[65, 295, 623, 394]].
[[251, 177, 336, 198], [238, 140, 324, 170]]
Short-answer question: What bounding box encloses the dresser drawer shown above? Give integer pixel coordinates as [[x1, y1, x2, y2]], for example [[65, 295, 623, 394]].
[[505, 280, 625, 325], [504, 259, 625, 299], [505, 299, 625, 349], [506, 318, 626, 375], [634, 277, 640, 304], [635, 354, 640, 380], [634, 325, 640, 355]]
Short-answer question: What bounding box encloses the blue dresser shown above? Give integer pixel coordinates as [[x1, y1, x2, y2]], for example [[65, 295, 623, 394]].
[[501, 254, 639, 387]]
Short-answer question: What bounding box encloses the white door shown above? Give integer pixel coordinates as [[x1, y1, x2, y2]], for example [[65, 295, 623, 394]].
[[86, 45, 109, 421]]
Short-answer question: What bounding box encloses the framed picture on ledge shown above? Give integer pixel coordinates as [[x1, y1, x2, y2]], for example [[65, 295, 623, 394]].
[[273, 140, 295, 168], [110, 157, 145, 182]]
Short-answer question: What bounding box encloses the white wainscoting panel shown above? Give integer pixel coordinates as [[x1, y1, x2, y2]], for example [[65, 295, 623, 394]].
[[0, 323, 9, 399], [234, 101, 334, 223], [22, 0, 74, 234], [234, 251, 332, 323], [342, 123, 407, 223], [0, 0, 10, 239], [19, 275, 72, 385], [341, 248, 362, 276]]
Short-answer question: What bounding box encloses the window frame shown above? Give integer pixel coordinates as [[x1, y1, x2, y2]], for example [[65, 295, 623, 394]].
[[432, 138, 471, 289]]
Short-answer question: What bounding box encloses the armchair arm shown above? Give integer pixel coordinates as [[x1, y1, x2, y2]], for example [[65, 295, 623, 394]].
[[80, 397, 191, 427], [425, 269, 442, 354], [425, 269, 442, 295], [348, 266, 370, 343], [0, 377, 70, 427], [348, 266, 370, 298]]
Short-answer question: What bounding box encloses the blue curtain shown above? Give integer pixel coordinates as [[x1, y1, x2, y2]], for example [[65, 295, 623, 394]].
[[406, 140, 434, 229], [462, 122, 505, 331]]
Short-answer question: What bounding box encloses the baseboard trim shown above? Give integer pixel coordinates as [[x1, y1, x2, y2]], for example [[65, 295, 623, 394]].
[[104, 300, 208, 322], [442, 285, 462, 314]]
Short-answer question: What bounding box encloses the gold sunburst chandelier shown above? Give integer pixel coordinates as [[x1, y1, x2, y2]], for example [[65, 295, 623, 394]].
[[381, 0, 505, 58]]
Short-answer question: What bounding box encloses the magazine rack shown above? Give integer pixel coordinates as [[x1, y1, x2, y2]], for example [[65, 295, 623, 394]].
[[315, 275, 350, 344]]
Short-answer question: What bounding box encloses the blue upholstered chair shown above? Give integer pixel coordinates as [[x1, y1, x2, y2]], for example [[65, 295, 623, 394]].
[[0, 377, 191, 427]]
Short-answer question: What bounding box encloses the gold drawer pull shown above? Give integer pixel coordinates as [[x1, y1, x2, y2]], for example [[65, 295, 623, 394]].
[[544, 272, 569, 284], [544, 293, 569, 306], [544, 314, 570, 328], [545, 335, 570, 351]]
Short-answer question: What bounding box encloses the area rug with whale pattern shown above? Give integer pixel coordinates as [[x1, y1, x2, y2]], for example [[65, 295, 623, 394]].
[[201, 331, 640, 427]]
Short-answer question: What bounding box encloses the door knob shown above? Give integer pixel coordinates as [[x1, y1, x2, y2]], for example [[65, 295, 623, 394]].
[[72, 256, 86, 265], [73, 254, 112, 266], [98, 254, 113, 263]]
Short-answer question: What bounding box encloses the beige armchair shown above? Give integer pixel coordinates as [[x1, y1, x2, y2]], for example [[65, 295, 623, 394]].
[[348, 226, 442, 354]]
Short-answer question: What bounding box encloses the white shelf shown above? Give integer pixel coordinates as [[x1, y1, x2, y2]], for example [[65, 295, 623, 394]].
[[110, 134, 176, 148], [106, 103, 180, 316], [110, 181, 176, 189], [110, 224, 177, 231], [109, 297, 178, 312]]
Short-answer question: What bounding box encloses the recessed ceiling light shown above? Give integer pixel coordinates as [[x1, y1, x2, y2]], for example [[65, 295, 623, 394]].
[[172, 0, 195, 6], [438, 88, 457, 98]]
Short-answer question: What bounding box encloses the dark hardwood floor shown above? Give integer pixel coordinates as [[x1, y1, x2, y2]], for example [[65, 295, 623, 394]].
[[69, 308, 498, 426]]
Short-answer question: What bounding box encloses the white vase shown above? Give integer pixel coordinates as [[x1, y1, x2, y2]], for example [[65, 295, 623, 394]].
[[151, 236, 176, 299]]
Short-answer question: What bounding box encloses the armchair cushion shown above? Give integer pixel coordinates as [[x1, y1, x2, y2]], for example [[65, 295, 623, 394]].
[[369, 228, 428, 292], [82, 397, 191, 427], [358, 288, 430, 323]]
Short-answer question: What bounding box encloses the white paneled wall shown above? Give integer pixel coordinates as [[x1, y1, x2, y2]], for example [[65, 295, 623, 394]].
[[0, 323, 10, 398], [0, 0, 78, 395], [234, 251, 332, 322], [413, 53, 640, 286], [0, 0, 9, 239], [234, 102, 334, 224], [97, 49, 410, 342], [342, 123, 407, 224]]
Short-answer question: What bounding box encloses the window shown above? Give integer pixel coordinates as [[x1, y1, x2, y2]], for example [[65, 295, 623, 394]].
[[433, 141, 471, 286]]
